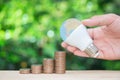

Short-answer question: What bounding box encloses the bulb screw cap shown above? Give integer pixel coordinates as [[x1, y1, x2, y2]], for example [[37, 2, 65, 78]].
[[84, 43, 99, 57]]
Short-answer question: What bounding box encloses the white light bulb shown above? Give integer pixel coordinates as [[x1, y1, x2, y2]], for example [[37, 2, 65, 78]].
[[60, 18, 99, 57]]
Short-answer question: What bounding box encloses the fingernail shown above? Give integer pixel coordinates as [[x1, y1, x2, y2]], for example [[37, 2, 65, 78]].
[[61, 42, 65, 48], [82, 19, 91, 22]]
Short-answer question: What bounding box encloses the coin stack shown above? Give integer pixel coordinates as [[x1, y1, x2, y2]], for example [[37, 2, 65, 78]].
[[55, 51, 66, 74], [31, 64, 42, 74], [43, 58, 54, 74], [19, 68, 30, 74], [19, 51, 66, 74]]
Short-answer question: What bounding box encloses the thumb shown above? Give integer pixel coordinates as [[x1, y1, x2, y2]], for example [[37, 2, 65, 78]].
[[82, 14, 119, 27]]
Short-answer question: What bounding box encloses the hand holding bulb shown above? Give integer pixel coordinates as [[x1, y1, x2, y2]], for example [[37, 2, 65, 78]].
[[60, 18, 99, 57], [61, 14, 120, 60]]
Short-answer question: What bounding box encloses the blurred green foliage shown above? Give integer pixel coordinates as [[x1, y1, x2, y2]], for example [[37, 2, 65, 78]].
[[0, 0, 120, 70]]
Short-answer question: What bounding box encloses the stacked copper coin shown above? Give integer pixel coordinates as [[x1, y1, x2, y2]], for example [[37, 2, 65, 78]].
[[43, 58, 54, 74], [31, 64, 42, 74], [19, 68, 30, 74], [55, 51, 66, 74]]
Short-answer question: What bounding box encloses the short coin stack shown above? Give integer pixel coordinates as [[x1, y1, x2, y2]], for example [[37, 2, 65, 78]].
[[19, 51, 66, 74], [55, 51, 66, 74], [43, 58, 54, 74], [19, 68, 30, 74]]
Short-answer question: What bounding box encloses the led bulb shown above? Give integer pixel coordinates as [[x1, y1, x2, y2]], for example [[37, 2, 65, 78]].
[[60, 18, 99, 57]]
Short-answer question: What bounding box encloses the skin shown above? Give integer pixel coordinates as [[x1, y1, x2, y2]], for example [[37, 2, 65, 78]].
[[61, 14, 120, 60]]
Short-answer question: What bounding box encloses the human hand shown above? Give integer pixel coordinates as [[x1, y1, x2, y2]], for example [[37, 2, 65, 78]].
[[61, 14, 120, 60]]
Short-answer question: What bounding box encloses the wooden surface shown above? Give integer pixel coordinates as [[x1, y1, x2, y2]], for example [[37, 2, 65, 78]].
[[0, 70, 120, 80]]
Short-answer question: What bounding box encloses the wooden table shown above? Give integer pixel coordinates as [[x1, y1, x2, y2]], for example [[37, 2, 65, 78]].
[[0, 70, 120, 80]]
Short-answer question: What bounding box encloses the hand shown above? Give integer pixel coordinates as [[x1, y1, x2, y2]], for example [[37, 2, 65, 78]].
[[61, 14, 120, 60]]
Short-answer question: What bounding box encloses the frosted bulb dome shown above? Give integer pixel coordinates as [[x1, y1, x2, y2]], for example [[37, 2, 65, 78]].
[[60, 18, 81, 40]]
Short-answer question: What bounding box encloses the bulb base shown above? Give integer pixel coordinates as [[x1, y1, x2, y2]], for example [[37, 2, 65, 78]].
[[84, 43, 99, 57]]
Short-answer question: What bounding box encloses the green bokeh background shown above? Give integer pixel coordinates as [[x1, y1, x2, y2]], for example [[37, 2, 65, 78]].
[[0, 0, 120, 70]]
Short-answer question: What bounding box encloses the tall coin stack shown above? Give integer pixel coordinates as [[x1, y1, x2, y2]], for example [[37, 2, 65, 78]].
[[55, 51, 66, 74], [43, 58, 54, 74], [31, 64, 42, 74]]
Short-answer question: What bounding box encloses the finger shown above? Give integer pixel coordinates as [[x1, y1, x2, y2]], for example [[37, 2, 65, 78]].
[[87, 27, 105, 40], [92, 40, 113, 60], [82, 14, 119, 27], [62, 41, 106, 59], [64, 44, 88, 57], [73, 50, 89, 57], [61, 42, 94, 57], [87, 29, 94, 39], [61, 42, 68, 48], [66, 46, 78, 53], [73, 49, 106, 59]]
